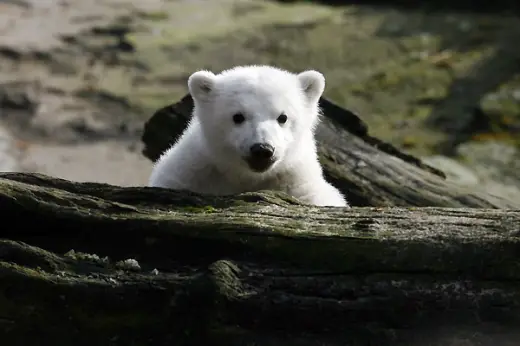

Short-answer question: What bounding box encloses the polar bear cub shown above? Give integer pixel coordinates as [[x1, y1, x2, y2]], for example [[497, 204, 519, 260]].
[[148, 65, 348, 207]]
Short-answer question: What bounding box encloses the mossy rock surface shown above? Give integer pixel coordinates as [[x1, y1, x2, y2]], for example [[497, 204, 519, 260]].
[[1, 0, 520, 190], [22, 0, 517, 157]]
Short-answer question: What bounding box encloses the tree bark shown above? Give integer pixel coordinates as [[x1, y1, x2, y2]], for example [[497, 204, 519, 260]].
[[1, 172, 520, 346], [141, 95, 520, 208]]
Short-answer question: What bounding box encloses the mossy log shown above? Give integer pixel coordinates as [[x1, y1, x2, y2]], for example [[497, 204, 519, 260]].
[[141, 94, 520, 208], [1, 172, 520, 345]]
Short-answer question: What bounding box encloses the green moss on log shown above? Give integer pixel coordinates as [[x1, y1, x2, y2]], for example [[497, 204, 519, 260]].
[[1, 173, 520, 345]]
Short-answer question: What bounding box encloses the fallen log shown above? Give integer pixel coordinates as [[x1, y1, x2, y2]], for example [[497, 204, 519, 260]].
[[141, 95, 520, 208], [1, 172, 520, 346]]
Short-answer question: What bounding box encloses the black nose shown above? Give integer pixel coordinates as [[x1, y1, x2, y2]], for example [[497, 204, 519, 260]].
[[250, 143, 275, 159]]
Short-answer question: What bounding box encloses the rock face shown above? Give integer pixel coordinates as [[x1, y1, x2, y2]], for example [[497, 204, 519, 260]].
[[423, 141, 520, 202], [2, 92, 520, 345], [2, 0, 520, 195]]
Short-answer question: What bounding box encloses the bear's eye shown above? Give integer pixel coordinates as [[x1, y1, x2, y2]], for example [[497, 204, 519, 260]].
[[277, 113, 288, 124], [232, 113, 245, 125]]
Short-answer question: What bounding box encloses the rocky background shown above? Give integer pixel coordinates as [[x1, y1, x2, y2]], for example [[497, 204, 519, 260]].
[[1, 0, 519, 202]]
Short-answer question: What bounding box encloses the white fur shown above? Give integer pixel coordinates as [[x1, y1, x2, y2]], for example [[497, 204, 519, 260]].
[[148, 65, 348, 207]]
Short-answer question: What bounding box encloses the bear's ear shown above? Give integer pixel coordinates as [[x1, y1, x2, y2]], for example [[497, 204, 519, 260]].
[[297, 70, 325, 104], [188, 70, 216, 102]]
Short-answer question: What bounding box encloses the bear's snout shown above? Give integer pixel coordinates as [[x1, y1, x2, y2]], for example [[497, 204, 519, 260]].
[[249, 143, 275, 159], [246, 143, 276, 173]]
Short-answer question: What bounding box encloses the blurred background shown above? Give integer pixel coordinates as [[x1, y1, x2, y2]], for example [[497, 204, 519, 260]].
[[1, 0, 519, 200]]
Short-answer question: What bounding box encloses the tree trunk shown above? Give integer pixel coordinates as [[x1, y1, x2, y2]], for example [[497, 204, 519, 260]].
[[141, 95, 520, 208], [143, 94, 520, 208], [2, 94, 519, 346], [1, 172, 519, 346]]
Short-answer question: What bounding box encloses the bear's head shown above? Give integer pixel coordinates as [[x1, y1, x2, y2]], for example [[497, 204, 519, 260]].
[[188, 65, 325, 175]]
